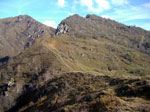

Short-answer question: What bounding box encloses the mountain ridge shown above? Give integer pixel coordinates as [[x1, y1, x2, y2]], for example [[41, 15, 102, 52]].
[[56, 14, 150, 55], [0, 14, 150, 112]]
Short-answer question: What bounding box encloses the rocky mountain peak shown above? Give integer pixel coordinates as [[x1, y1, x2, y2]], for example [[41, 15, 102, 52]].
[[0, 15, 55, 58], [86, 14, 110, 23], [55, 14, 84, 35], [55, 14, 150, 54], [16, 15, 34, 23], [86, 14, 102, 19], [55, 22, 69, 35], [65, 14, 83, 20]]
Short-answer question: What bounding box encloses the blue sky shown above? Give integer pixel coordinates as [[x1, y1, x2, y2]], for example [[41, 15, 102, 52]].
[[0, 0, 150, 30]]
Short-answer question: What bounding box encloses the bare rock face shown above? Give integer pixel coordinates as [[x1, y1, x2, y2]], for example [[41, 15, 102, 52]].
[[56, 22, 69, 35], [0, 15, 55, 58], [55, 14, 88, 36]]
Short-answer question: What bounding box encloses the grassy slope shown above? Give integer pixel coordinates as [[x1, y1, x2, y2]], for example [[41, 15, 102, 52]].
[[0, 34, 150, 112], [41, 34, 150, 76], [0, 33, 150, 91]]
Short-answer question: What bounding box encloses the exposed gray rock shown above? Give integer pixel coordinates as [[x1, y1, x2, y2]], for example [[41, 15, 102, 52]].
[[56, 22, 69, 35]]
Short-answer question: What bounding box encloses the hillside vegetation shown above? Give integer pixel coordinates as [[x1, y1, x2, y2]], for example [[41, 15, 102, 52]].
[[0, 14, 150, 112]]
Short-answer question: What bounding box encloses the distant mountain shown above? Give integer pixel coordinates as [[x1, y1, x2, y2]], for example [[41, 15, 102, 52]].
[[0, 15, 55, 58]]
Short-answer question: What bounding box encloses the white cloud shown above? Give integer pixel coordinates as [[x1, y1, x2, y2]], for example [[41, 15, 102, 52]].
[[101, 15, 111, 19], [111, 0, 129, 6], [80, 0, 110, 13], [80, 0, 93, 11], [68, 13, 74, 16], [72, 0, 79, 10], [58, 0, 65, 7], [42, 20, 56, 28], [109, 5, 150, 24], [142, 3, 150, 8], [95, 0, 110, 10]]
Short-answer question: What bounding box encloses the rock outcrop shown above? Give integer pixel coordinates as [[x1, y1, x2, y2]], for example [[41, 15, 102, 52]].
[[56, 22, 69, 35]]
